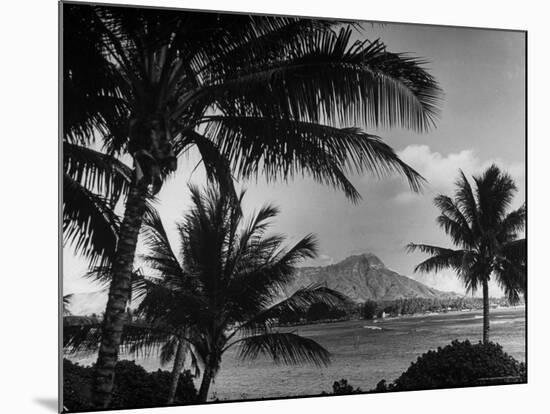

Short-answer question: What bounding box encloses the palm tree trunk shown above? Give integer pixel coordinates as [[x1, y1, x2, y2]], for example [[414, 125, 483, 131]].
[[482, 279, 490, 344], [197, 364, 214, 402], [92, 177, 148, 408], [167, 340, 187, 404]]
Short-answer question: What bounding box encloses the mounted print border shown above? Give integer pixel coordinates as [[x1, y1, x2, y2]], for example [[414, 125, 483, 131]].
[[60, 1, 527, 412]]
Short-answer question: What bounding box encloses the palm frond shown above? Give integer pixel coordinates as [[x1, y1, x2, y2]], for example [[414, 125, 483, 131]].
[[456, 256, 487, 294], [124, 326, 176, 360], [63, 4, 128, 146], [474, 164, 517, 228], [498, 204, 526, 241], [493, 261, 525, 304], [189, 27, 441, 132], [236, 332, 331, 367], [200, 116, 424, 199], [406, 243, 467, 274], [63, 316, 176, 359], [178, 131, 237, 199], [63, 315, 102, 354], [493, 238, 526, 303], [196, 18, 337, 79], [140, 207, 184, 280], [434, 195, 474, 247], [269, 284, 350, 315], [410, 165, 525, 301], [226, 234, 319, 318], [435, 214, 473, 249], [64, 141, 132, 203], [236, 285, 350, 337], [63, 175, 120, 266], [158, 336, 178, 366], [501, 238, 526, 263], [453, 170, 480, 231], [63, 294, 74, 316]]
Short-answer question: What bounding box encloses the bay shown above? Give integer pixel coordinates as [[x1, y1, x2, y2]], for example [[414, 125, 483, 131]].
[[70, 306, 526, 401]]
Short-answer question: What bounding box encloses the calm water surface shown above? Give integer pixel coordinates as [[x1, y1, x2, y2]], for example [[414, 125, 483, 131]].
[[72, 306, 525, 401]]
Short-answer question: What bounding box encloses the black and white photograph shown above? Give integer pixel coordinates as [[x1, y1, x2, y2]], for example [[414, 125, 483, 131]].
[[60, 1, 526, 412]]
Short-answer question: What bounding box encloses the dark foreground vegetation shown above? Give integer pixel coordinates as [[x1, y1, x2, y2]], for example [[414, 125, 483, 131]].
[[63, 359, 197, 411], [64, 340, 525, 408], [376, 340, 526, 392], [325, 340, 526, 395]]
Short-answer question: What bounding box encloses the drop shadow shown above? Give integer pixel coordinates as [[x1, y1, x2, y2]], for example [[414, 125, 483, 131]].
[[34, 398, 59, 412]]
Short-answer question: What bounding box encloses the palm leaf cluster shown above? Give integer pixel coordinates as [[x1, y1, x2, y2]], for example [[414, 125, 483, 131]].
[[64, 186, 349, 401], [63, 143, 132, 266], [133, 186, 348, 400], [408, 165, 525, 343], [408, 165, 525, 301], [63, 315, 194, 365], [62, 5, 443, 265], [62, 3, 443, 406], [63, 5, 133, 266]]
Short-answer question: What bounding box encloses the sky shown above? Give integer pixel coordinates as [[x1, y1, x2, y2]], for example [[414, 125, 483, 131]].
[[63, 21, 526, 298]]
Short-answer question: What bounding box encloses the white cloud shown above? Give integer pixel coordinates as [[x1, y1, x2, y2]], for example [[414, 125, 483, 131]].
[[412, 269, 503, 297], [302, 254, 335, 268], [393, 145, 525, 204]]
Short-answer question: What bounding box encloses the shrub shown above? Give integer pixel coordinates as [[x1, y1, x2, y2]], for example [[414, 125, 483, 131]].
[[306, 302, 347, 322], [361, 300, 378, 320], [63, 359, 197, 411], [322, 379, 362, 395], [373, 340, 526, 392]]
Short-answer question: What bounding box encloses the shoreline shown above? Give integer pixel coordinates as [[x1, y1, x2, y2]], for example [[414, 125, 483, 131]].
[[275, 304, 526, 328]]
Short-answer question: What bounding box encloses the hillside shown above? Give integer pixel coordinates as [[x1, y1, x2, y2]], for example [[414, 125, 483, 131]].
[[286, 253, 458, 303], [66, 253, 458, 315]]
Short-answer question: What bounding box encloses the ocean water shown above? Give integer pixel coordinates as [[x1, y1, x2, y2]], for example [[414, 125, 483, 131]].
[[70, 306, 526, 401]]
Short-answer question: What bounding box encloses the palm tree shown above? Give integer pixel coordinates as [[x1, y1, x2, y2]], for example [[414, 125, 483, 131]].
[[134, 186, 349, 402], [63, 5, 132, 266], [63, 4, 441, 406], [63, 294, 73, 316], [63, 311, 200, 405], [63, 142, 133, 267], [407, 165, 526, 343]]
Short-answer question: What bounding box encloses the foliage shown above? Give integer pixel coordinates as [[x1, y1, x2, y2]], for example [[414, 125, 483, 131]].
[[64, 4, 440, 199], [63, 2, 443, 267], [277, 296, 522, 324], [306, 302, 348, 321], [133, 186, 349, 400], [373, 340, 526, 392], [408, 165, 526, 303], [62, 4, 132, 267], [361, 300, 378, 319], [328, 379, 363, 395], [63, 359, 197, 411], [359, 297, 505, 319], [64, 3, 442, 405], [63, 294, 73, 316], [408, 165, 526, 343]]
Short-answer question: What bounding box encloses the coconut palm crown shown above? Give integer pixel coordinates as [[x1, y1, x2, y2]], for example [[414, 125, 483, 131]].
[[407, 165, 526, 343], [63, 3, 442, 406], [132, 185, 349, 401]]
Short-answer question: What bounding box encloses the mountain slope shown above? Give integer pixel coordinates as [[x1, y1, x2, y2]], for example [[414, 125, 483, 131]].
[[287, 253, 457, 303], [66, 253, 458, 315]]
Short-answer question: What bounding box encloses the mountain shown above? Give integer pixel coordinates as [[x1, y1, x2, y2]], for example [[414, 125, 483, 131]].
[[66, 253, 458, 316], [287, 253, 458, 303]]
